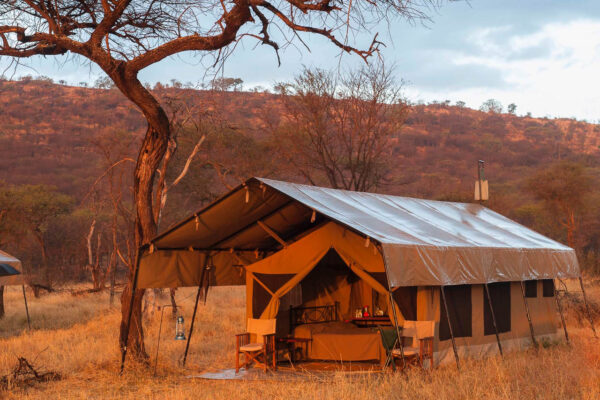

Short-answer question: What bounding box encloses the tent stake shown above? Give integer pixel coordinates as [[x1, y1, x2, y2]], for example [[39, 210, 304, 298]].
[[519, 281, 537, 348], [22, 285, 31, 330], [153, 304, 171, 375], [120, 248, 143, 375], [553, 280, 569, 345], [440, 286, 460, 370], [484, 283, 503, 357], [579, 277, 597, 338]]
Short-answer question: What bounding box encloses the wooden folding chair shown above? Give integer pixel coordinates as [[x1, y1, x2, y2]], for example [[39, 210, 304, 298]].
[[235, 318, 277, 373], [391, 320, 435, 369]]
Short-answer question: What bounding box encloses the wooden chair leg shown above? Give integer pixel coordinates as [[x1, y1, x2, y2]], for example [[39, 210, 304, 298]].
[[236, 350, 240, 373]]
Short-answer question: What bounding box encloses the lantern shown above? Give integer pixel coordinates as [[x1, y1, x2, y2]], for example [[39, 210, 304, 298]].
[[175, 316, 186, 340]]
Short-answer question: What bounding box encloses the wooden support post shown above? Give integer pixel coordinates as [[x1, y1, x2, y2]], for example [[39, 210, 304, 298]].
[[257, 220, 288, 248], [579, 277, 597, 338], [22, 285, 31, 330], [440, 286, 460, 370], [553, 280, 569, 345], [119, 248, 143, 375], [484, 283, 503, 357], [519, 281, 537, 348]]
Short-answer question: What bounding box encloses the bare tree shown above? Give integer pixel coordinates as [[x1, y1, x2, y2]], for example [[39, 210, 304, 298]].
[[1, 0, 441, 359], [272, 63, 408, 191]]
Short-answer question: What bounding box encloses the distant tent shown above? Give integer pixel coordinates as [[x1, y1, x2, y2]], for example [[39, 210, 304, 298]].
[[127, 178, 586, 368], [0, 249, 24, 286], [0, 249, 31, 329]]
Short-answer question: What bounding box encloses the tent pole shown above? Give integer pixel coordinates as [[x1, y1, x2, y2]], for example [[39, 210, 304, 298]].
[[579, 277, 597, 338], [553, 280, 569, 345], [153, 305, 169, 376], [378, 244, 406, 371], [22, 285, 31, 330], [387, 290, 406, 370], [484, 283, 503, 357], [119, 247, 143, 375], [440, 286, 460, 370], [182, 266, 207, 367], [519, 281, 537, 348]]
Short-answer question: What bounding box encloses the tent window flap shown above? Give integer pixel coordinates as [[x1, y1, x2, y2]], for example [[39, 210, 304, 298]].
[[439, 285, 472, 341], [542, 279, 555, 297], [484, 282, 511, 335], [525, 280, 537, 298], [392, 286, 418, 321]]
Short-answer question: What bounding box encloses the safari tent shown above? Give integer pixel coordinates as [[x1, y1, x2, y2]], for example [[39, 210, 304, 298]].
[[132, 177, 583, 367]]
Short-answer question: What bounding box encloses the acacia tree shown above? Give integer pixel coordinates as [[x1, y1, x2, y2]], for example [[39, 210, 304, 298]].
[[272, 63, 407, 191], [527, 161, 592, 249], [0, 0, 440, 359]]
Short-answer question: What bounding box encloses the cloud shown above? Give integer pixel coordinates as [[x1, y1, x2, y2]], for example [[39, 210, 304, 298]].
[[402, 18, 600, 120]]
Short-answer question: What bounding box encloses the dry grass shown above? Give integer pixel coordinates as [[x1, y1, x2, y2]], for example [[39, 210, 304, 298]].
[[1, 281, 600, 400]]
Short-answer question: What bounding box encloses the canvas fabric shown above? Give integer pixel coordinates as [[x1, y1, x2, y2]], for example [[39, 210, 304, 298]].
[[247, 318, 276, 344], [242, 222, 403, 322], [432, 281, 559, 365], [0, 249, 24, 286]]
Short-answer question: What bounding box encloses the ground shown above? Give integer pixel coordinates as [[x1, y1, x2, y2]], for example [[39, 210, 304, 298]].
[[1, 281, 599, 400]]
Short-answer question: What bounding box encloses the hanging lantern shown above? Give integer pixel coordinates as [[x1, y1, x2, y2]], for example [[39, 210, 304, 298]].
[[175, 316, 186, 340]]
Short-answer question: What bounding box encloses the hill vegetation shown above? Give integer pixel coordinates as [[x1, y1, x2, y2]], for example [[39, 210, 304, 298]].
[[1, 77, 600, 289]]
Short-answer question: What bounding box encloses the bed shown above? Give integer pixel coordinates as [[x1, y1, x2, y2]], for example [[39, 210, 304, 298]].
[[289, 303, 383, 362]]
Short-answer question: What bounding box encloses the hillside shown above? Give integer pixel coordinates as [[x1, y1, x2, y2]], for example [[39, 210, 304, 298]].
[[1, 77, 600, 233]]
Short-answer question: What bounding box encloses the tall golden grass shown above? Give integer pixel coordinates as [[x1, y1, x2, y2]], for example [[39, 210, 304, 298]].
[[1, 280, 599, 400]]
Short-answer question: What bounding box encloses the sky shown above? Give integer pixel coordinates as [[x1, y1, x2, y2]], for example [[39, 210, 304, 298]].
[[3, 0, 600, 121]]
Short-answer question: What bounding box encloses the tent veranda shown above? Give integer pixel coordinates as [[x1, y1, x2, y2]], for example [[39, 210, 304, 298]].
[[128, 177, 584, 367]]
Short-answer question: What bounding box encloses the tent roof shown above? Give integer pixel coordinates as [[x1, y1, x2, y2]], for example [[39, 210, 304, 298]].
[[0, 263, 21, 277], [0, 249, 21, 265], [154, 177, 570, 251], [148, 178, 579, 287], [0, 249, 24, 285], [255, 178, 571, 250]]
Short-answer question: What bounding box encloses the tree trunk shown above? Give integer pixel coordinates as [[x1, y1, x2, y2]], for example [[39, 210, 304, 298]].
[[115, 73, 171, 361], [33, 231, 51, 290], [119, 283, 147, 359], [0, 286, 4, 319]]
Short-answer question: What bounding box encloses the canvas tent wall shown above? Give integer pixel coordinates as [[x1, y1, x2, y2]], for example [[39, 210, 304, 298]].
[[134, 177, 581, 365]]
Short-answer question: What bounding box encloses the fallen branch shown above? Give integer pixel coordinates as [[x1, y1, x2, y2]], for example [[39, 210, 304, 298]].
[[0, 357, 61, 390]]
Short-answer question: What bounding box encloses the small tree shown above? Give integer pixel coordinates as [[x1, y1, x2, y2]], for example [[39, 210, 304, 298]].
[[271, 63, 407, 191], [527, 161, 592, 249], [2, 185, 73, 293], [507, 103, 517, 114], [480, 99, 503, 113]]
